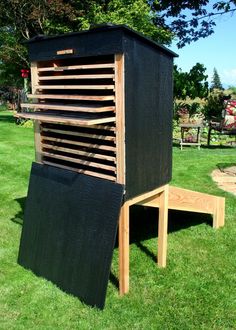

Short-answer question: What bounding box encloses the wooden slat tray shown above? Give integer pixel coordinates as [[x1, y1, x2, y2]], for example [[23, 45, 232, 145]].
[[15, 112, 116, 126], [42, 127, 115, 141], [21, 103, 115, 113], [42, 136, 116, 152], [35, 85, 115, 90], [27, 94, 115, 101], [42, 143, 115, 162], [42, 151, 116, 172], [38, 63, 115, 72], [39, 74, 115, 80], [43, 161, 116, 181]]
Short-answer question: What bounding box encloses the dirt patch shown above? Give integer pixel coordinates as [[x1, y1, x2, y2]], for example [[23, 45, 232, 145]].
[[212, 166, 236, 196]]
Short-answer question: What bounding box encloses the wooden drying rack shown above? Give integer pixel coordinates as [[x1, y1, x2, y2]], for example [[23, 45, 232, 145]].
[[16, 54, 124, 183], [16, 53, 225, 297]]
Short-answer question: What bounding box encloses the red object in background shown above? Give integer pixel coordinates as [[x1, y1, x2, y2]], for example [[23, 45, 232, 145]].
[[21, 69, 30, 78]]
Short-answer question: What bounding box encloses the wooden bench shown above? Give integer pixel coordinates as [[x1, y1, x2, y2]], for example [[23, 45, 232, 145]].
[[208, 100, 236, 145]]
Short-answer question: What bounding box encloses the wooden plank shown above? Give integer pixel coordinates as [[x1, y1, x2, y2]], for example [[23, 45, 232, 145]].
[[30, 62, 42, 163], [42, 143, 116, 162], [43, 161, 116, 182], [38, 63, 115, 72], [34, 120, 42, 163], [139, 186, 225, 229], [140, 186, 219, 215], [15, 112, 116, 126], [128, 186, 166, 207], [35, 85, 114, 90], [39, 74, 115, 80], [42, 151, 116, 172], [27, 94, 115, 101], [21, 103, 115, 113], [213, 196, 225, 228], [42, 127, 115, 141], [42, 136, 116, 152], [41, 123, 115, 131], [115, 54, 125, 185], [119, 202, 129, 296], [157, 185, 169, 268]]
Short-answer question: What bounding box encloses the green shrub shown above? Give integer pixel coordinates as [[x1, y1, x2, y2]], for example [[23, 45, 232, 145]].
[[203, 89, 225, 120]]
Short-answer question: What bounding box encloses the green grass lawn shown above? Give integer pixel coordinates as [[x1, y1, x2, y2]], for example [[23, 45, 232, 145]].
[[0, 109, 236, 329]]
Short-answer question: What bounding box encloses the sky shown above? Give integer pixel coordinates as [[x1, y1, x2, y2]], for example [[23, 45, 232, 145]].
[[170, 8, 236, 88]]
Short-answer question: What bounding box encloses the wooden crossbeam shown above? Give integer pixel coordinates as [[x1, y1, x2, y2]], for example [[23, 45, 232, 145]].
[[138, 185, 225, 228]]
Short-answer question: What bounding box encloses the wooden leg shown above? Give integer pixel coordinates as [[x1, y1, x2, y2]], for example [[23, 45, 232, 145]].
[[197, 127, 201, 150], [213, 196, 225, 228], [119, 202, 129, 295], [157, 185, 169, 267], [207, 127, 212, 146]]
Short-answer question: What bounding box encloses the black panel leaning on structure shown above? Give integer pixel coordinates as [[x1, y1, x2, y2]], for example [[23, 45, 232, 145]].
[[18, 162, 124, 309]]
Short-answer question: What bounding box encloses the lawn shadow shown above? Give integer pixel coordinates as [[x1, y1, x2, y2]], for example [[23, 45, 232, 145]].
[[202, 144, 235, 150], [114, 205, 212, 263], [0, 113, 15, 124], [11, 197, 26, 226], [216, 162, 236, 170], [109, 271, 119, 289]]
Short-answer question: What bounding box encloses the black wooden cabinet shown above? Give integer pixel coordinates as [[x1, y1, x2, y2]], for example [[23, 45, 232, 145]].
[[18, 24, 177, 200]]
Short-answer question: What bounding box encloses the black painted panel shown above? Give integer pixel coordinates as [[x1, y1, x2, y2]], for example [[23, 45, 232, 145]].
[[28, 29, 124, 62], [123, 36, 173, 200], [18, 162, 124, 309]]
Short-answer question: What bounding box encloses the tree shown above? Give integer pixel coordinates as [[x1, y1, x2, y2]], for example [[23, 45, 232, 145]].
[[153, 0, 236, 48], [0, 0, 235, 87], [174, 63, 209, 100], [211, 68, 223, 90]]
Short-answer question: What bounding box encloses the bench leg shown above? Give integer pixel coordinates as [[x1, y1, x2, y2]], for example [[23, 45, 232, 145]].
[[119, 202, 129, 295], [158, 185, 169, 267], [207, 127, 212, 146]]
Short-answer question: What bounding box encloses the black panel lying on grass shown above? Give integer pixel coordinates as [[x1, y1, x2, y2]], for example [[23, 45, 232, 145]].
[[18, 162, 124, 309]]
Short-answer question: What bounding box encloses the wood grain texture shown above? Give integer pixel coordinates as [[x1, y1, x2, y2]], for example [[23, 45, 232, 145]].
[[119, 202, 129, 295], [37, 63, 115, 72], [21, 103, 115, 113], [42, 136, 116, 152], [213, 196, 225, 228], [27, 94, 115, 101], [115, 54, 125, 185], [42, 143, 116, 162], [38, 74, 115, 80], [157, 185, 169, 267], [34, 85, 114, 90], [34, 120, 42, 163], [15, 112, 116, 126], [42, 151, 116, 172], [140, 185, 225, 228], [43, 161, 116, 181]]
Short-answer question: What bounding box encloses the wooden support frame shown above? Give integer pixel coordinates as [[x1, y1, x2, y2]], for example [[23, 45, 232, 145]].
[[30, 62, 43, 164], [119, 184, 169, 296], [141, 186, 225, 229], [115, 54, 125, 185], [119, 184, 225, 296]]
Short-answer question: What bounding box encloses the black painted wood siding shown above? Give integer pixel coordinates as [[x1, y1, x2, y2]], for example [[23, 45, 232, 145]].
[[123, 35, 173, 200]]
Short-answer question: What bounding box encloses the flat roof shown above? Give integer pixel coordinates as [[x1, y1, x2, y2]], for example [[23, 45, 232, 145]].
[[27, 24, 178, 58]]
